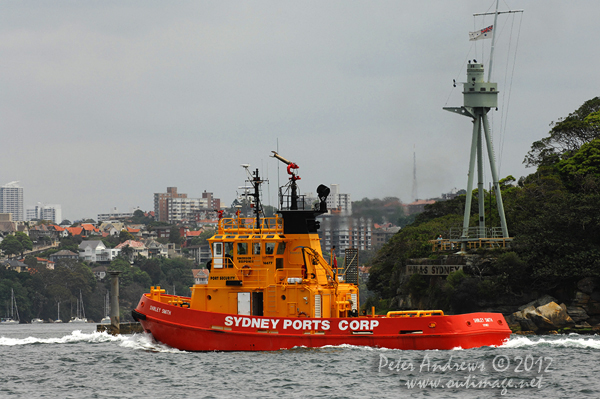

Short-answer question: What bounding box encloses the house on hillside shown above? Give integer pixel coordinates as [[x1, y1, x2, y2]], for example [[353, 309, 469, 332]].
[[28, 224, 62, 243], [99, 222, 123, 236], [49, 250, 79, 263], [126, 226, 142, 239], [1, 259, 28, 273], [187, 245, 211, 265], [143, 239, 168, 258], [192, 268, 209, 284], [78, 240, 121, 263], [372, 223, 401, 249], [66, 226, 84, 237], [115, 240, 148, 260], [26, 257, 55, 270], [92, 265, 108, 281], [81, 223, 100, 237]]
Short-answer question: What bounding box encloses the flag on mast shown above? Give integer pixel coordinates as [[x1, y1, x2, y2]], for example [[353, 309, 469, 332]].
[[469, 25, 493, 41]]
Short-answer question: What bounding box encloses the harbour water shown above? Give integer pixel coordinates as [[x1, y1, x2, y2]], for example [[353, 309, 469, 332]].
[[1, 324, 599, 398]]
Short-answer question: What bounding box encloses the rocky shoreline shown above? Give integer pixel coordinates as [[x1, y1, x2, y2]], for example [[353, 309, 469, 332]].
[[505, 278, 600, 335]]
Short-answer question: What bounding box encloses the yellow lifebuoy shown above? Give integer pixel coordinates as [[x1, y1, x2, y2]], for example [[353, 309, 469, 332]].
[[242, 265, 252, 277]]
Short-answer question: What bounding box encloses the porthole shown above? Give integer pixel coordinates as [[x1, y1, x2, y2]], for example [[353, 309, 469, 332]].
[[281, 295, 286, 300], [208, 295, 212, 300]]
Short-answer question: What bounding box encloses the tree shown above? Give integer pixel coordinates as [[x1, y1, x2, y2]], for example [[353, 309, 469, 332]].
[[524, 97, 600, 167], [131, 209, 152, 224], [0, 235, 23, 258], [119, 230, 134, 243], [14, 232, 33, 257], [169, 227, 183, 245], [556, 138, 600, 189], [119, 245, 134, 262], [190, 230, 215, 247]]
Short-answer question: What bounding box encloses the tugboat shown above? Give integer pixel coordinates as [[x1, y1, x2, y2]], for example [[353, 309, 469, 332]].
[[133, 152, 510, 351]]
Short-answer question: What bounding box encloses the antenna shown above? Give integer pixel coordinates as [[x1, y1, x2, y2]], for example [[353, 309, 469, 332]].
[[442, 2, 522, 250], [411, 147, 418, 202]]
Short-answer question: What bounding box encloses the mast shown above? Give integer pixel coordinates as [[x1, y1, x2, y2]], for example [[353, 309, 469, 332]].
[[487, 0, 500, 82], [444, 4, 523, 248], [251, 169, 263, 230]]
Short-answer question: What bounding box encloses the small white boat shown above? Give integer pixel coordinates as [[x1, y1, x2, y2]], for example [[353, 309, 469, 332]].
[[31, 318, 44, 324], [54, 302, 62, 323], [100, 292, 111, 325], [1, 289, 20, 324], [69, 291, 87, 323]]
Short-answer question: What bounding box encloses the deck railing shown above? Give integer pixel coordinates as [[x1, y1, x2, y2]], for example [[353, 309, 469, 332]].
[[219, 216, 283, 234]]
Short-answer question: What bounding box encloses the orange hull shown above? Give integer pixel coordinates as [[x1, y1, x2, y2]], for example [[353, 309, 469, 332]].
[[133, 294, 511, 351]]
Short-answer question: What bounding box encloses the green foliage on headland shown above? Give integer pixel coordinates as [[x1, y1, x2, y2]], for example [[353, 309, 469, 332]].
[[366, 97, 600, 313], [0, 250, 195, 323]]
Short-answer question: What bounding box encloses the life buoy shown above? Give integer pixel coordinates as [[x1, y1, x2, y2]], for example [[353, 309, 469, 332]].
[[242, 265, 252, 277]]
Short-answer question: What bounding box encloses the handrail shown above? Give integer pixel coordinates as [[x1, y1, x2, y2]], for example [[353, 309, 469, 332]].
[[386, 310, 445, 317], [218, 216, 283, 234], [430, 237, 513, 252]]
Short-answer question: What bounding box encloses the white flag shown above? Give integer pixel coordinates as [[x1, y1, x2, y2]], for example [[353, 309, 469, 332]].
[[469, 25, 493, 41]]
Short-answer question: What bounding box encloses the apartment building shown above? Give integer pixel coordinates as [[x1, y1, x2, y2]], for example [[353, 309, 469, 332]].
[[317, 215, 372, 252], [26, 203, 62, 224], [154, 187, 220, 223], [0, 182, 23, 221]]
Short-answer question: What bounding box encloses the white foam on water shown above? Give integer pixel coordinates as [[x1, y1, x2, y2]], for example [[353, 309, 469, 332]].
[[502, 335, 600, 349], [118, 332, 186, 353], [0, 330, 126, 346], [314, 344, 377, 351]]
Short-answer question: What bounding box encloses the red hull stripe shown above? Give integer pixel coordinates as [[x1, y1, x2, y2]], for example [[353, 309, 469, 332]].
[[135, 296, 511, 351]]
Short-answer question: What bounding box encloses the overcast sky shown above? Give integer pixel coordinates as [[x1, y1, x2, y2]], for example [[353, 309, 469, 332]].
[[1, 1, 598, 221]]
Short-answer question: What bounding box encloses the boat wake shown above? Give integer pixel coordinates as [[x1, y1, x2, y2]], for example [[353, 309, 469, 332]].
[[0, 330, 125, 346], [0, 330, 184, 353], [501, 334, 600, 349], [118, 332, 185, 353]]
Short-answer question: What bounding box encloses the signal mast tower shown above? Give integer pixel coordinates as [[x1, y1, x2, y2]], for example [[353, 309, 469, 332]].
[[443, 1, 522, 249]]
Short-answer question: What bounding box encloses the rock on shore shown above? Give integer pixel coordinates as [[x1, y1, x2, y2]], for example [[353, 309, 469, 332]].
[[506, 278, 600, 334]]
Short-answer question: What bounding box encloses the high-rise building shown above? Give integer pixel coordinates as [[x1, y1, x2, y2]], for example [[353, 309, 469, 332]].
[[26, 203, 62, 224], [326, 184, 352, 215], [154, 187, 187, 222], [317, 215, 372, 252], [154, 187, 221, 223], [0, 181, 24, 221]]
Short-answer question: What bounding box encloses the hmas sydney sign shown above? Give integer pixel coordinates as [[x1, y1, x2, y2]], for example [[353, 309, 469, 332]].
[[406, 265, 463, 276]]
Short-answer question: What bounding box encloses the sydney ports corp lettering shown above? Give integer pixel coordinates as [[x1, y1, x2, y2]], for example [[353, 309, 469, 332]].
[[224, 316, 380, 331]]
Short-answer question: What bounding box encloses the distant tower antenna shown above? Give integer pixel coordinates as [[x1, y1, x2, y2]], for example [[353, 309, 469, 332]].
[[411, 147, 418, 202]]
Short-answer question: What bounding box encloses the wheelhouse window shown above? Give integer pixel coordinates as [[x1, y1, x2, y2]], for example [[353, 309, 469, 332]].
[[237, 243, 248, 255], [276, 242, 286, 255], [252, 242, 261, 255], [265, 242, 276, 255], [224, 242, 234, 268]]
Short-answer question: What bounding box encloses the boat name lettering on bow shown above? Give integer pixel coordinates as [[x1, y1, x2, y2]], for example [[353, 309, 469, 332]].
[[473, 318, 494, 323], [149, 305, 171, 316], [223, 316, 380, 331], [339, 319, 379, 331], [225, 316, 333, 330]]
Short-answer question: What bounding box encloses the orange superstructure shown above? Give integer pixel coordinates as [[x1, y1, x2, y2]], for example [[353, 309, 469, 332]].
[[133, 152, 510, 351], [188, 212, 358, 319]]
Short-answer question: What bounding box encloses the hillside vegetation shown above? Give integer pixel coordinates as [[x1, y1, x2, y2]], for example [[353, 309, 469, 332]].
[[366, 97, 600, 313]]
